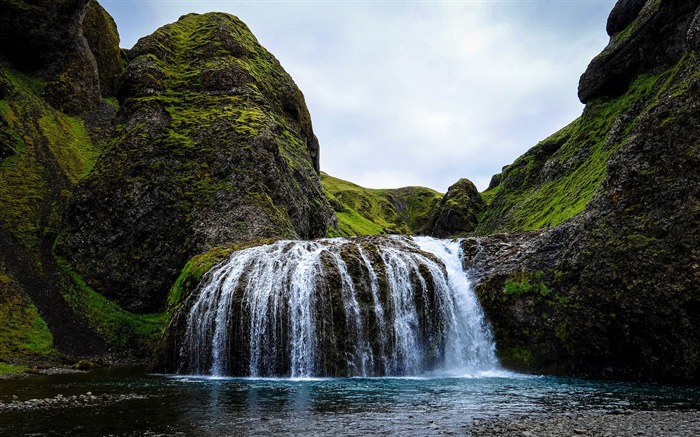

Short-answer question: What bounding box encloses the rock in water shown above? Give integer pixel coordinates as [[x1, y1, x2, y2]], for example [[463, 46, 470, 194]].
[[56, 13, 335, 312]]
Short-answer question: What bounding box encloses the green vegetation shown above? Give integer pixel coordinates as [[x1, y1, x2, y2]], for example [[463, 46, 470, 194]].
[[504, 272, 552, 298], [0, 68, 99, 254], [56, 256, 165, 350], [0, 269, 54, 360], [477, 59, 687, 234], [167, 246, 233, 314], [322, 172, 442, 237], [0, 362, 29, 375]]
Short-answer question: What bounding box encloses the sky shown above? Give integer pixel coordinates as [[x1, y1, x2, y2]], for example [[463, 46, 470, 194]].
[[100, 0, 617, 192]]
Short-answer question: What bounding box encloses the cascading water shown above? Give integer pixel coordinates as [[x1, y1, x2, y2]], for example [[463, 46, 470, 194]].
[[175, 236, 499, 377]]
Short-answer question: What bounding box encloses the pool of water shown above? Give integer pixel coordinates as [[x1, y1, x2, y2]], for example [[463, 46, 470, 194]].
[[1, 368, 699, 436]]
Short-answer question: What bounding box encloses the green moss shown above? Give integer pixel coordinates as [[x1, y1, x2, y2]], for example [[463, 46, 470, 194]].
[[504, 271, 552, 298], [478, 59, 686, 234], [104, 97, 119, 108], [0, 67, 98, 254], [38, 114, 98, 184], [55, 256, 165, 350], [0, 269, 55, 360], [167, 246, 233, 314], [0, 362, 29, 375]]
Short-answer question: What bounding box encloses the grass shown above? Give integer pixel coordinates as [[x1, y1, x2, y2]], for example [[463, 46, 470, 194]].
[[55, 256, 165, 350], [477, 57, 688, 235], [0, 270, 55, 361], [167, 246, 233, 314], [321, 172, 442, 237], [0, 67, 98, 254]]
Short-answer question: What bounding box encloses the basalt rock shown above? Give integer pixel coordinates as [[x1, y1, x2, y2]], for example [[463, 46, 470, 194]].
[[424, 178, 483, 238], [0, 0, 105, 114], [82, 0, 124, 97], [578, 0, 700, 103], [56, 13, 336, 312], [474, 0, 700, 383]]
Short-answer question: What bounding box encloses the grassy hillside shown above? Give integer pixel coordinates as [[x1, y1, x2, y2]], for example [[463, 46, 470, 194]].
[[321, 172, 442, 237], [476, 64, 681, 235]]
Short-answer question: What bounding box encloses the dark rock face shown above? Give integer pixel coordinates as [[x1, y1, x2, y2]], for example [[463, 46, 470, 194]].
[[82, 0, 123, 96], [0, 0, 104, 114], [425, 178, 484, 238], [606, 0, 647, 37], [474, 1, 700, 382], [579, 0, 700, 103], [56, 13, 335, 312]]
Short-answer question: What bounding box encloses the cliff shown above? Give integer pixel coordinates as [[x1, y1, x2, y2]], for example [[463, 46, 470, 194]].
[[55, 12, 335, 312], [0, 2, 333, 370], [471, 0, 700, 382]]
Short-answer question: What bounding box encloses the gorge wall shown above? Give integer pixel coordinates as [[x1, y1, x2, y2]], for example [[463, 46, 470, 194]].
[[467, 0, 700, 383], [0, 1, 334, 366]]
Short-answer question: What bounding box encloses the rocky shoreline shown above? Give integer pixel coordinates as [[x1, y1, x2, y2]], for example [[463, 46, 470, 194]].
[[0, 391, 148, 413], [471, 410, 700, 436]]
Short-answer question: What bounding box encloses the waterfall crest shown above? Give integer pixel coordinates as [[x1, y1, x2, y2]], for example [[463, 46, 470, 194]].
[[174, 236, 499, 377]]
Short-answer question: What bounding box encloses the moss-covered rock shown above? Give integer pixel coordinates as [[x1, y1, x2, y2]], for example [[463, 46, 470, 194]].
[[82, 0, 124, 97], [0, 0, 103, 114], [423, 178, 483, 237], [470, 0, 700, 383], [56, 13, 335, 312], [0, 263, 55, 362]]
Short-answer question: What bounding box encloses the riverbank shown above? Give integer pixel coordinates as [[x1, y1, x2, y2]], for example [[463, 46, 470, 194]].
[[471, 410, 700, 436]]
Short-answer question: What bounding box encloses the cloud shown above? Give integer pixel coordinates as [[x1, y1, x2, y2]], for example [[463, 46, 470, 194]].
[[101, 0, 616, 192]]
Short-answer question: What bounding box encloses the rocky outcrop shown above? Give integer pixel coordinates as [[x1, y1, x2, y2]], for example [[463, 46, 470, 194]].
[[0, 0, 108, 114], [473, 0, 700, 383], [82, 0, 123, 96], [56, 13, 335, 312], [579, 0, 700, 103], [424, 178, 483, 238]]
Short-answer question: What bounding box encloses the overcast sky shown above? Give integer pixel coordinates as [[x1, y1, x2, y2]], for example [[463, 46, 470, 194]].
[[100, 0, 617, 192]]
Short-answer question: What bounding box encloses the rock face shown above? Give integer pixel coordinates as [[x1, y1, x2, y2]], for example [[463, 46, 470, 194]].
[[81, 0, 123, 97], [423, 178, 483, 238], [0, 0, 107, 114], [579, 0, 700, 103], [473, 0, 700, 383], [56, 13, 335, 312]]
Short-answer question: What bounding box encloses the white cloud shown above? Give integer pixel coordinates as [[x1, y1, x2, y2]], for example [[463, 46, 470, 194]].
[[101, 0, 617, 192]]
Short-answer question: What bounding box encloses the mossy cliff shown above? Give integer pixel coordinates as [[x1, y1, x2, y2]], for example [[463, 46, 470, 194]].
[[55, 12, 335, 313], [0, 0, 163, 366], [470, 0, 700, 383], [0, 2, 333, 366], [0, 0, 122, 114]]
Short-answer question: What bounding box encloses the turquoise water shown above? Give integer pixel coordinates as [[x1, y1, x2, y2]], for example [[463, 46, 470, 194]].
[[1, 368, 699, 436]]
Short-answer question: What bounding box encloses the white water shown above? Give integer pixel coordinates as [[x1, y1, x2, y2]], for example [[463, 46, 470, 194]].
[[181, 236, 499, 377]]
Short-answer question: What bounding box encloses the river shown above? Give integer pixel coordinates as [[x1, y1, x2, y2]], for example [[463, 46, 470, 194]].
[[2, 367, 700, 436]]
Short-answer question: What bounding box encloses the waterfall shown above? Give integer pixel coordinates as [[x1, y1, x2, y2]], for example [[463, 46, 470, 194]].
[[177, 236, 499, 377]]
